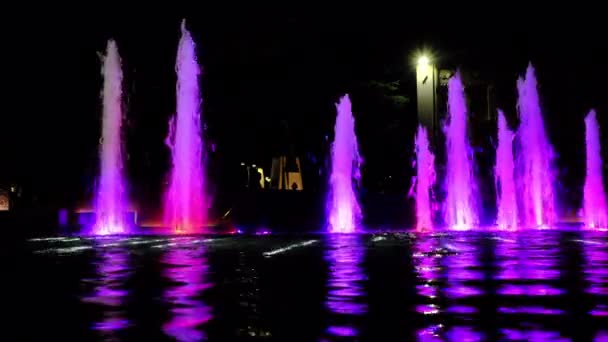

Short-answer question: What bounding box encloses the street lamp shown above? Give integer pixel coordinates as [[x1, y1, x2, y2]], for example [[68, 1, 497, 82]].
[[415, 53, 437, 139], [417, 55, 430, 67]]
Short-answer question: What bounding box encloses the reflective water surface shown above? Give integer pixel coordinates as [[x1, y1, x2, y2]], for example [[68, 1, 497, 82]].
[[16, 231, 608, 340]]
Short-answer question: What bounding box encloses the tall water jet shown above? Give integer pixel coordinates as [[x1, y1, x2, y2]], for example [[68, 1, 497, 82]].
[[327, 95, 361, 233], [583, 110, 608, 229], [516, 64, 556, 227], [164, 21, 207, 233], [93, 40, 128, 235], [495, 110, 518, 230], [443, 72, 478, 230], [412, 125, 436, 232]]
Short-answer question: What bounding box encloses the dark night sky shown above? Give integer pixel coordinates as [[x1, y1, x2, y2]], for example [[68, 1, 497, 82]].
[[4, 6, 608, 211]]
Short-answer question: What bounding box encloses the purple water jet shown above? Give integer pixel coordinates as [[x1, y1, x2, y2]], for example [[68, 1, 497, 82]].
[[495, 110, 518, 230], [163, 21, 207, 234], [444, 72, 478, 230], [412, 125, 436, 232], [583, 110, 608, 229], [327, 95, 361, 233], [93, 40, 128, 235], [516, 64, 556, 228]]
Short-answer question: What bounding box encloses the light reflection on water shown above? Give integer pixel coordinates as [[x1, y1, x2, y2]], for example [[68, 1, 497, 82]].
[[324, 234, 367, 338], [496, 232, 562, 298], [494, 232, 569, 341], [81, 243, 130, 338], [443, 234, 483, 304], [414, 234, 442, 318], [28, 231, 608, 340], [414, 234, 484, 341], [162, 241, 212, 341], [582, 232, 608, 318], [442, 234, 483, 341], [414, 234, 445, 341]]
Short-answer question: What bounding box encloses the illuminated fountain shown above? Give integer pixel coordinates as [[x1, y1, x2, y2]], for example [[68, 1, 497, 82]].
[[327, 95, 361, 233], [582, 110, 608, 229], [443, 72, 478, 230], [93, 40, 128, 235], [516, 64, 556, 228], [495, 110, 518, 230], [411, 125, 436, 232], [164, 21, 207, 233]]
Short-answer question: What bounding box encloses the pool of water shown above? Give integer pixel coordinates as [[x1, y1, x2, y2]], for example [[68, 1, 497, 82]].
[[8, 231, 608, 341]]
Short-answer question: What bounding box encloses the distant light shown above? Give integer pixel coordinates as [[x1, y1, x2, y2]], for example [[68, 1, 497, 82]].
[[265, 177, 271, 182], [255, 228, 272, 236], [263, 240, 317, 257], [240, 162, 245, 166], [252, 164, 256, 168], [417, 55, 430, 67]]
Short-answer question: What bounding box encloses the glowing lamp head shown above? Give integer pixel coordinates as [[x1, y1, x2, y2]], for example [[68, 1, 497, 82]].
[[417, 55, 430, 67]]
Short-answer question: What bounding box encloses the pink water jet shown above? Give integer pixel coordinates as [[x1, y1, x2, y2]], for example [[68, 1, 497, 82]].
[[582, 110, 608, 229], [327, 95, 361, 233], [495, 110, 518, 230], [93, 40, 128, 235], [516, 64, 556, 228], [443, 72, 478, 230], [163, 21, 207, 234], [411, 125, 436, 232]]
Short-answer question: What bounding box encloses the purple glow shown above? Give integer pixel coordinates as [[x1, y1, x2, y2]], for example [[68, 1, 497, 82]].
[[93, 40, 128, 235], [417, 325, 443, 342], [164, 21, 207, 234], [582, 233, 608, 317], [583, 110, 608, 229], [444, 237, 483, 301], [412, 125, 436, 232], [255, 228, 272, 236], [495, 232, 564, 326], [502, 329, 570, 341], [417, 304, 440, 315], [498, 306, 563, 315], [591, 306, 608, 317], [446, 327, 483, 342], [327, 95, 362, 233], [414, 236, 441, 319], [516, 64, 556, 227], [417, 284, 437, 298], [82, 246, 130, 333], [412, 238, 441, 282], [444, 72, 478, 230], [445, 285, 483, 298], [447, 305, 477, 314], [497, 284, 563, 296], [162, 243, 212, 341], [327, 326, 358, 337], [595, 331, 608, 342], [495, 110, 518, 230], [325, 234, 366, 338]]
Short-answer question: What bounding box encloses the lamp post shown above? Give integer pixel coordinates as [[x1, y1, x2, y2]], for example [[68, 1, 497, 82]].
[[416, 54, 438, 140]]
